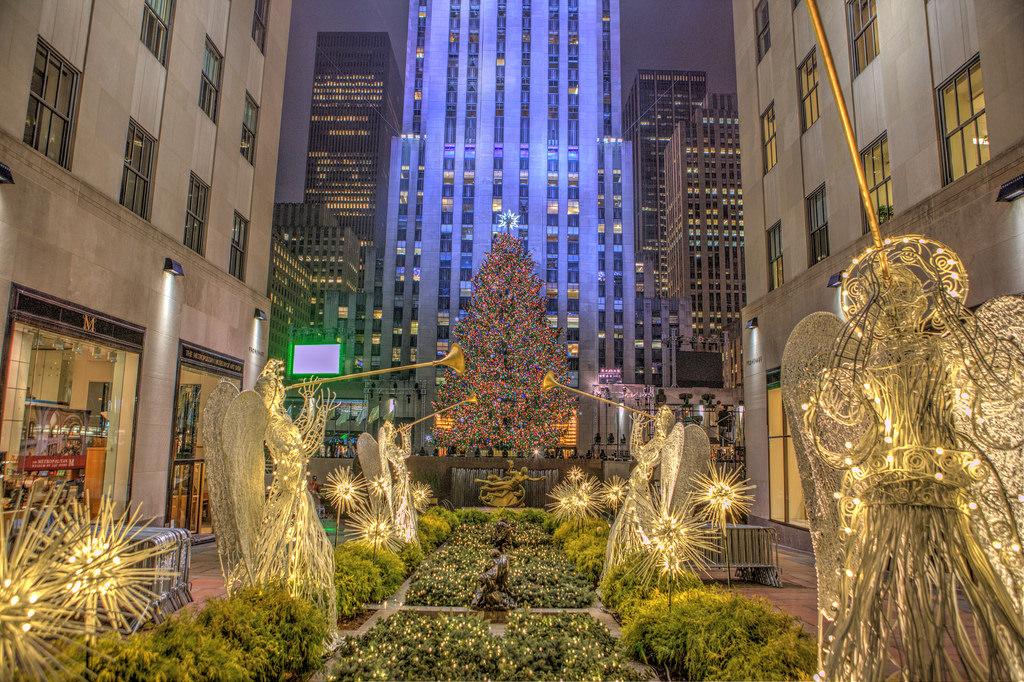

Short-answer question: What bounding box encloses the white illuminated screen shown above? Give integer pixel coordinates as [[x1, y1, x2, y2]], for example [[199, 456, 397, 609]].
[[292, 344, 341, 375]]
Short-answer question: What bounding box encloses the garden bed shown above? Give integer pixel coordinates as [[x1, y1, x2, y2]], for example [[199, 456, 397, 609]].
[[404, 516, 595, 608], [329, 611, 646, 681]]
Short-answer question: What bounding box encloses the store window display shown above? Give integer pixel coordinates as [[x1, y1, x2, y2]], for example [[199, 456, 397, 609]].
[[0, 322, 138, 515]]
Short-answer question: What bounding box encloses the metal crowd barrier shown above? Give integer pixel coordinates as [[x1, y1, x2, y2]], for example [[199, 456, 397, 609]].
[[127, 525, 193, 631], [701, 523, 782, 587]]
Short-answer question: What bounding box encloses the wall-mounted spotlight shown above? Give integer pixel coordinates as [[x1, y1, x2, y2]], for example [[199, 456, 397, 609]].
[[996, 174, 1024, 202], [827, 272, 844, 288], [254, 308, 268, 321], [0, 163, 14, 185], [745, 317, 758, 330], [163, 257, 185, 276]]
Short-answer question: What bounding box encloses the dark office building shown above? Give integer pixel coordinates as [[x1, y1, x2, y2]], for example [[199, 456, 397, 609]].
[[304, 32, 402, 249], [624, 70, 707, 296]]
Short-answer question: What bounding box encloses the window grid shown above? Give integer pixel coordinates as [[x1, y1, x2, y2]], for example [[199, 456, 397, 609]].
[[120, 119, 156, 219], [849, 0, 879, 75], [23, 41, 78, 168], [141, 0, 173, 63], [229, 212, 248, 281], [767, 222, 783, 291], [761, 103, 777, 173], [799, 50, 819, 131], [939, 59, 988, 184], [861, 134, 892, 225], [183, 173, 209, 254], [755, 0, 771, 62], [252, 0, 269, 53], [806, 185, 829, 265], [241, 94, 258, 163], [198, 38, 222, 121]]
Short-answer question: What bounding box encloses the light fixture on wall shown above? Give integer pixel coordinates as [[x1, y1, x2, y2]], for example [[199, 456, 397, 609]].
[[996, 173, 1024, 202], [163, 258, 185, 276], [254, 308, 268, 321], [827, 272, 843, 287], [0, 162, 13, 185], [745, 317, 758, 330]]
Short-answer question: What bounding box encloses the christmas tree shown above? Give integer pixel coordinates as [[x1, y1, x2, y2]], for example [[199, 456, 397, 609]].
[[432, 219, 575, 455]]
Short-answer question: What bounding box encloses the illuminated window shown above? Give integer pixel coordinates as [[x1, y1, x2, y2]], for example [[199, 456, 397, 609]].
[[768, 374, 807, 527], [761, 103, 777, 173], [798, 50, 819, 131], [861, 134, 892, 224], [939, 59, 988, 184], [848, 0, 878, 75]]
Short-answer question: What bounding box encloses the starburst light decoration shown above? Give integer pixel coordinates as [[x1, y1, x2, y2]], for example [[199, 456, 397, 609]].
[[324, 467, 367, 515], [548, 473, 604, 525], [783, 236, 1024, 681], [635, 491, 712, 590], [498, 210, 520, 232], [600, 475, 628, 511], [693, 464, 754, 534], [565, 465, 586, 483], [350, 498, 402, 555], [411, 481, 437, 512]]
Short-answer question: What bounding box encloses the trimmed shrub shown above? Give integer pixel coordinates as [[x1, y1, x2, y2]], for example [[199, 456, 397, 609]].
[[552, 516, 608, 546], [422, 505, 459, 530], [599, 556, 701, 617], [454, 508, 492, 525], [84, 584, 328, 681], [620, 588, 817, 681], [417, 514, 452, 550], [398, 541, 425, 574], [340, 542, 406, 600], [334, 550, 380, 619]]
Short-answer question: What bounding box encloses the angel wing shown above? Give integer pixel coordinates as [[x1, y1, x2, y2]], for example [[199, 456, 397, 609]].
[[202, 382, 268, 590], [657, 422, 709, 512], [963, 295, 1024, 609], [657, 421, 684, 509], [781, 312, 846, 616]]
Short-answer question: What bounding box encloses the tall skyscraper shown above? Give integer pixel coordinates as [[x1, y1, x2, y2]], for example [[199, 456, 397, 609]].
[[304, 32, 402, 249], [665, 93, 744, 350], [624, 70, 707, 296], [369, 0, 649, 449]]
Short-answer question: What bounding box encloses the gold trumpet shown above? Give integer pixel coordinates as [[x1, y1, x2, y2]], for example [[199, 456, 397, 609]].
[[288, 343, 466, 391], [399, 393, 478, 433], [541, 371, 653, 421]]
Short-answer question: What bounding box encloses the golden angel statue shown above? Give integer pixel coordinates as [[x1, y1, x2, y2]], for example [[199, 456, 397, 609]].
[[476, 460, 543, 507], [782, 236, 1024, 681], [202, 360, 336, 626]]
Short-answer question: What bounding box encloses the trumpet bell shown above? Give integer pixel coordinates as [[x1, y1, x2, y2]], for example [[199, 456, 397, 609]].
[[439, 343, 466, 375], [541, 370, 560, 391]]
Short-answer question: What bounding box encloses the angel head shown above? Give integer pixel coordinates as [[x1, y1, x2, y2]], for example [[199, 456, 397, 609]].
[[256, 359, 287, 412], [654, 405, 675, 438]]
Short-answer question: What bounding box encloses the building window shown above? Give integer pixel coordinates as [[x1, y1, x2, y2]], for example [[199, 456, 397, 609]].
[[140, 0, 173, 63], [755, 0, 770, 62], [120, 119, 156, 219], [798, 50, 819, 131], [806, 185, 829, 265], [848, 0, 878, 75], [23, 40, 78, 168], [861, 134, 892, 224], [761, 103, 777, 173], [939, 58, 988, 184], [252, 0, 269, 53], [229, 212, 248, 280], [767, 221, 783, 291], [183, 173, 209, 254], [240, 94, 258, 163], [198, 39, 222, 121], [768, 378, 807, 527]]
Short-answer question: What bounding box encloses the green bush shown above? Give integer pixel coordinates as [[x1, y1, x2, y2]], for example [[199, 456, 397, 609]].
[[620, 589, 817, 681], [339, 542, 406, 600], [398, 541, 425, 574], [84, 585, 328, 681], [552, 516, 608, 546], [334, 550, 380, 619], [454, 508, 492, 525], [492, 507, 551, 527], [599, 556, 701, 617], [422, 505, 460, 530], [554, 519, 609, 586], [417, 514, 452, 550]]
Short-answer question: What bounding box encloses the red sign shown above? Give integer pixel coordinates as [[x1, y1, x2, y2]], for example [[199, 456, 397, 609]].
[[22, 453, 87, 471]]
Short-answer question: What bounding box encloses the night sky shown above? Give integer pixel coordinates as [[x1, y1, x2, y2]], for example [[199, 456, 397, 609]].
[[275, 0, 736, 202]]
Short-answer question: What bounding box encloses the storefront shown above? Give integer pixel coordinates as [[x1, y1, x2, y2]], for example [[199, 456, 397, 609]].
[[165, 342, 243, 536], [0, 286, 142, 515]]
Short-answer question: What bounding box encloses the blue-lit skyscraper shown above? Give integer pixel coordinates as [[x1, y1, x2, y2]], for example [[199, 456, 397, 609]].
[[357, 0, 678, 450]]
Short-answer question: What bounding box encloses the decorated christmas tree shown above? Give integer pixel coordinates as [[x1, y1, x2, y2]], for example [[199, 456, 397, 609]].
[[432, 219, 575, 455]]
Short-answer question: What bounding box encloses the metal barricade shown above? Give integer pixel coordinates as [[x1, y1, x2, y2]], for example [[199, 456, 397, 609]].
[[127, 526, 193, 631]]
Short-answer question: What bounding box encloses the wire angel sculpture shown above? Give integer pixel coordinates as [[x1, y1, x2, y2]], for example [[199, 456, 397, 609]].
[[356, 421, 420, 544], [781, 235, 1024, 681], [202, 360, 336, 626]]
